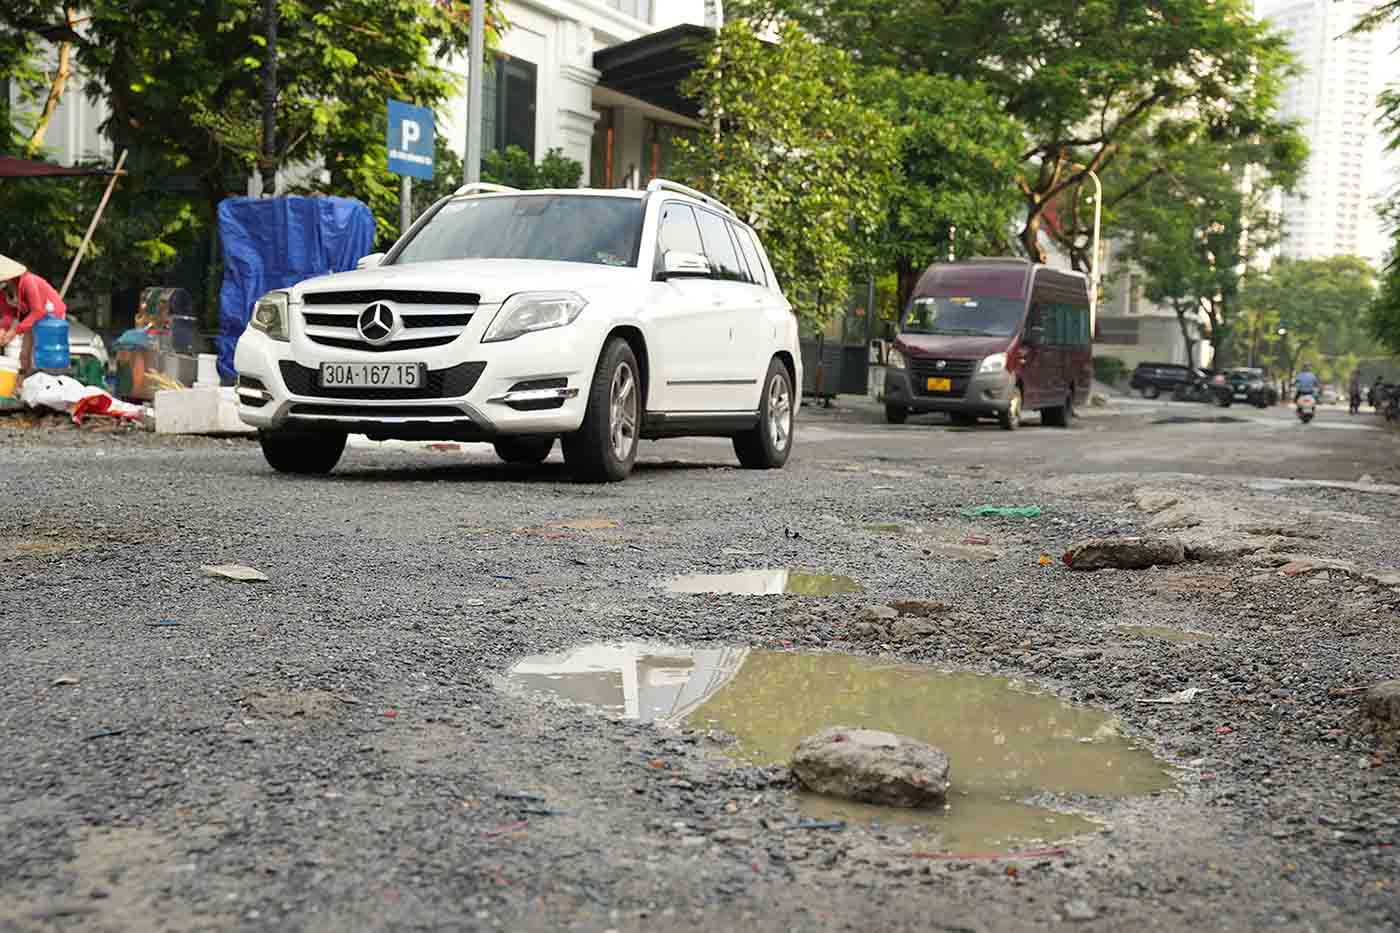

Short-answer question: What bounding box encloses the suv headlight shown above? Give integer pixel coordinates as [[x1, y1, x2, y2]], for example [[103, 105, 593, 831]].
[[250, 291, 289, 341], [483, 291, 588, 343], [979, 352, 1007, 374], [887, 347, 907, 370]]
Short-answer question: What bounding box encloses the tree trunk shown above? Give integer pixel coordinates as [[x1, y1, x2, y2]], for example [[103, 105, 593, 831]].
[[1174, 304, 1196, 367], [25, 34, 73, 157], [1018, 213, 1048, 264], [895, 256, 920, 317]]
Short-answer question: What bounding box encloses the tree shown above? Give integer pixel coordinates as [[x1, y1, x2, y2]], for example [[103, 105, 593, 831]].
[[1115, 111, 1306, 368], [60, 0, 499, 239], [857, 69, 1024, 310], [1244, 257, 1378, 384], [482, 146, 584, 190], [746, 0, 1296, 271], [674, 22, 898, 331]]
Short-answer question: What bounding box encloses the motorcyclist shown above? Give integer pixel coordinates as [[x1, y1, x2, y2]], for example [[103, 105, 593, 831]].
[[1349, 370, 1362, 415], [1294, 364, 1319, 402], [1372, 376, 1385, 410]]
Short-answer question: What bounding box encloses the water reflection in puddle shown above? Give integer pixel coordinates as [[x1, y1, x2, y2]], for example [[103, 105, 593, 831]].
[[662, 570, 864, 596], [1118, 625, 1220, 644], [505, 644, 1172, 852]]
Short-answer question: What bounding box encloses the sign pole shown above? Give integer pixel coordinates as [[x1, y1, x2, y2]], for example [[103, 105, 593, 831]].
[[400, 176, 412, 235], [466, 0, 486, 184]]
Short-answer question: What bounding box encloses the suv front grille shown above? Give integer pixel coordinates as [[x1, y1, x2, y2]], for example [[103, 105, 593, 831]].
[[910, 357, 976, 396], [279, 360, 486, 400], [298, 291, 479, 352]]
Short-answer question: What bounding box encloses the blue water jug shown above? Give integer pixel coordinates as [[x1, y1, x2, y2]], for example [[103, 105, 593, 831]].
[[33, 304, 71, 370]]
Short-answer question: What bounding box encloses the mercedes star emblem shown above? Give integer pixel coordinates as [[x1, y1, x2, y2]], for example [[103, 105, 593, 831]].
[[935, 359, 947, 370], [357, 302, 396, 345]]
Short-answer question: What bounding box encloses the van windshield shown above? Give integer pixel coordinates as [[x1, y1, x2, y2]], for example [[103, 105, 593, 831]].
[[904, 296, 1025, 338]]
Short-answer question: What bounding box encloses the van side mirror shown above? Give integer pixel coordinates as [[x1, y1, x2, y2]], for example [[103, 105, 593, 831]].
[[659, 251, 712, 280], [356, 252, 386, 270], [1025, 325, 1045, 346]]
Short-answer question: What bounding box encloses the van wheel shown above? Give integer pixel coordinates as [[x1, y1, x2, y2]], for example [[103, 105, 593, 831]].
[[998, 388, 1022, 431], [259, 429, 346, 475], [734, 358, 795, 469], [1042, 390, 1073, 428], [494, 436, 554, 464], [562, 338, 639, 483], [885, 403, 908, 424]]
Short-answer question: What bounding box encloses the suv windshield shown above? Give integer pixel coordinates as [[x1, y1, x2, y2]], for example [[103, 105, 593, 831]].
[[393, 195, 643, 268], [904, 296, 1025, 338]]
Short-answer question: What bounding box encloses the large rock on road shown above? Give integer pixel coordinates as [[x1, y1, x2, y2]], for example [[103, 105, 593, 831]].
[[791, 726, 950, 807], [1062, 536, 1186, 571]]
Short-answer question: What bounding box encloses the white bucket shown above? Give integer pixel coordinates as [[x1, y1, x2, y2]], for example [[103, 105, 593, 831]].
[[2, 341, 20, 363], [195, 353, 219, 388]]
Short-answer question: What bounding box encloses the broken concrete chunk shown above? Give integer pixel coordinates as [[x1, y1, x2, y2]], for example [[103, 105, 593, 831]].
[[791, 726, 950, 808], [202, 564, 270, 583], [1062, 537, 1186, 571], [1359, 681, 1400, 748], [1133, 489, 1181, 514]]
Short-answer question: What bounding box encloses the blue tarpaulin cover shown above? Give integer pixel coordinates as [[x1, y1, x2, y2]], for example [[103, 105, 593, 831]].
[[216, 196, 375, 382]]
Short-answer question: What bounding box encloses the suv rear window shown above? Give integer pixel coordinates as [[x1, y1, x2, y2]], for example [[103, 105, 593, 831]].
[[394, 195, 643, 267]]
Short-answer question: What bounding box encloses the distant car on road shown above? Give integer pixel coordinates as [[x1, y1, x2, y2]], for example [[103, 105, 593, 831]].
[[1213, 368, 1278, 408], [235, 179, 801, 482], [1130, 362, 1194, 399]]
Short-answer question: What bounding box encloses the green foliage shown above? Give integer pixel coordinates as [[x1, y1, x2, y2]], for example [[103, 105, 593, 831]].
[[482, 146, 584, 190], [752, 0, 1297, 269], [1092, 357, 1126, 386], [856, 69, 1023, 308], [674, 22, 899, 331], [1372, 260, 1400, 357], [1243, 257, 1379, 381]]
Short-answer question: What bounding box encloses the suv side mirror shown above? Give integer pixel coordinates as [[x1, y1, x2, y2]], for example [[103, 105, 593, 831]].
[[357, 252, 386, 270], [659, 251, 712, 280]]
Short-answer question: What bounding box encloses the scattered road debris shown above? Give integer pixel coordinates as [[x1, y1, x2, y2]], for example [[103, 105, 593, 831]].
[[1062, 537, 1186, 571], [791, 726, 950, 807], [960, 506, 1042, 519], [1141, 687, 1204, 705], [202, 564, 269, 583]]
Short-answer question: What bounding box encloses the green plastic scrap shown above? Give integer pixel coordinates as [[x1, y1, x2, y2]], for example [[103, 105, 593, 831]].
[[960, 505, 1043, 519]]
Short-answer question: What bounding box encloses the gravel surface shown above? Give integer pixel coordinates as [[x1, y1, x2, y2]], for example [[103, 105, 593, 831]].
[[3, 403, 1398, 931]]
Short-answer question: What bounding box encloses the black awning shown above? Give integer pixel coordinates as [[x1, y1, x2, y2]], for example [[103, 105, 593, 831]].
[[593, 23, 712, 121]]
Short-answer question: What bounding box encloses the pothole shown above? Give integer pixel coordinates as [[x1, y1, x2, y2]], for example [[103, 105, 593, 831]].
[[1117, 625, 1221, 644], [663, 570, 864, 596], [505, 643, 1173, 852]]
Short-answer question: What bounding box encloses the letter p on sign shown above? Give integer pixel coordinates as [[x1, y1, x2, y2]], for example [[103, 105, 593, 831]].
[[402, 119, 421, 148]]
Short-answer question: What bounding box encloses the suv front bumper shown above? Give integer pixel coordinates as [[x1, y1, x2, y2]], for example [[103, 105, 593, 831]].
[[885, 367, 1015, 415], [234, 327, 594, 439]]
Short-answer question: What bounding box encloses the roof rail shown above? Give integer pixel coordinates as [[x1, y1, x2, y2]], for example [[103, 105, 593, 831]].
[[453, 182, 519, 197], [645, 178, 737, 218]]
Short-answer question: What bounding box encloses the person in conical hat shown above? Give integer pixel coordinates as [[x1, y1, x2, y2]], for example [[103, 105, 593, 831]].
[[0, 254, 67, 370]]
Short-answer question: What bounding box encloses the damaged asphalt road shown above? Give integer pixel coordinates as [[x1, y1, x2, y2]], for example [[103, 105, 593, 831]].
[[2, 400, 1399, 931]]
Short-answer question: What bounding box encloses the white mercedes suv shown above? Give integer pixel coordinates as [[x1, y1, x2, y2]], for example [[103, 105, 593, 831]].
[[234, 179, 801, 482]]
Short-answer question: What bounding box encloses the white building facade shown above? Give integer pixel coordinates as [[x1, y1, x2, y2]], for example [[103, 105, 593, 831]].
[[1256, 0, 1386, 264]]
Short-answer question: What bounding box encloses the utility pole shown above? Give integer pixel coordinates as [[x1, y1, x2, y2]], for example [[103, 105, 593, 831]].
[[260, 0, 277, 196], [465, 0, 486, 184]]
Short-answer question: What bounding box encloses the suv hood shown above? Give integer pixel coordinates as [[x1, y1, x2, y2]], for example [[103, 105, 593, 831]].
[[293, 258, 639, 305], [896, 333, 1013, 359]]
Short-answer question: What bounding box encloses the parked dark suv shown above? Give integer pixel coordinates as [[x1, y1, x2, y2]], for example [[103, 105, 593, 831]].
[[1130, 362, 1194, 399], [1213, 367, 1278, 408]]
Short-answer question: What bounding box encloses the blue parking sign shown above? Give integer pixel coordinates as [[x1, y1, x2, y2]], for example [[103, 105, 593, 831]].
[[387, 99, 434, 181]]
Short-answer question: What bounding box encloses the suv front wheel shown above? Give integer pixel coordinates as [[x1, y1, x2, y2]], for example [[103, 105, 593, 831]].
[[563, 337, 640, 483], [259, 428, 347, 475], [735, 358, 795, 469], [494, 436, 554, 464]]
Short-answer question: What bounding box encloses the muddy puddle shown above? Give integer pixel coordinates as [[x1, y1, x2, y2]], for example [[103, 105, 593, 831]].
[[505, 644, 1172, 852], [1118, 625, 1221, 644], [663, 570, 863, 596]]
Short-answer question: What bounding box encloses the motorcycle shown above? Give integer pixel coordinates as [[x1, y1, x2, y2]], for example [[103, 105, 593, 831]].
[[1296, 393, 1316, 424]]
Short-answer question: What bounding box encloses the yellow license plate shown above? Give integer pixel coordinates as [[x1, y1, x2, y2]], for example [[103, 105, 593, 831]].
[[926, 377, 952, 392]]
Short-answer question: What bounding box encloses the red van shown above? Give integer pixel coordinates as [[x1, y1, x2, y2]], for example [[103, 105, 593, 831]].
[[883, 259, 1093, 430]]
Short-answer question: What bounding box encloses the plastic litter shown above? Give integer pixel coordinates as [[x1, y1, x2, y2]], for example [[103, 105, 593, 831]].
[[1140, 687, 1204, 705], [202, 564, 269, 583], [960, 506, 1043, 519]]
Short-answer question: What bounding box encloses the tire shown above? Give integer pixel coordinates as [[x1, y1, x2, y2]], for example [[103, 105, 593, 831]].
[[998, 387, 1023, 431], [258, 429, 347, 475], [885, 403, 908, 425], [949, 413, 979, 427], [734, 358, 795, 469], [1041, 390, 1073, 428], [1217, 396, 1232, 408], [561, 337, 640, 483], [1141, 385, 1160, 399], [493, 436, 554, 464]]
